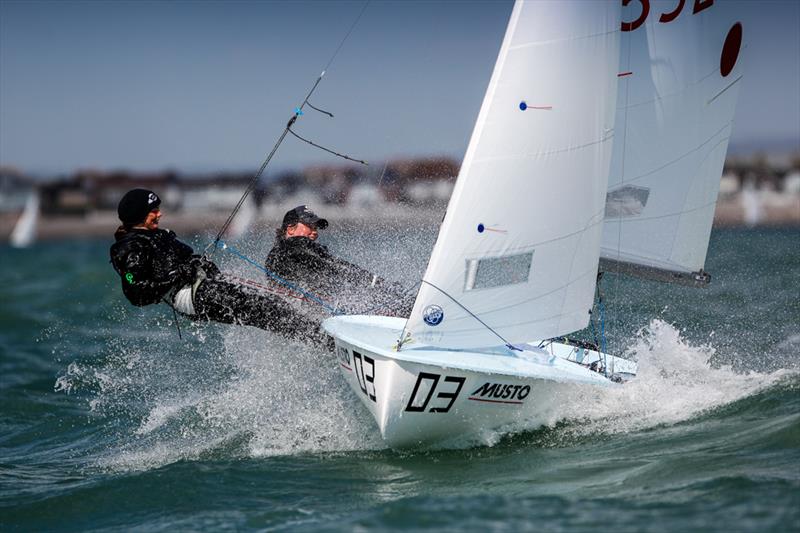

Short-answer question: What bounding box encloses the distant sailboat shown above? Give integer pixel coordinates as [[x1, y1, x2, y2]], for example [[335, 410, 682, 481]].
[[225, 196, 257, 241], [10, 189, 40, 248], [323, 0, 743, 448]]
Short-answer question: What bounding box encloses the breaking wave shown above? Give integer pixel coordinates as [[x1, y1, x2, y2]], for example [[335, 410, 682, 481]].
[[55, 323, 385, 473], [484, 319, 795, 446]]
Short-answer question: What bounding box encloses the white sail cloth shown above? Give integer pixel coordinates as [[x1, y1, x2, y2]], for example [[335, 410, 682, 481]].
[[10, 190, 39, 248], [403, 0, 620, 350], [602, 0, 744, 274]]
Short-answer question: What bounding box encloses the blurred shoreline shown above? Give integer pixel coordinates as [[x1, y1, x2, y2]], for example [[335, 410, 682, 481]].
[[1, 152, 799, 243], [0, 196, 797, 243], [0, 203, 447, 242]]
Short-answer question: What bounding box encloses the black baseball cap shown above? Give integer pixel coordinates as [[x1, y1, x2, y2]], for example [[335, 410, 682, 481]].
[[118, 189, 161, 225], [282, 205, 328, 230]]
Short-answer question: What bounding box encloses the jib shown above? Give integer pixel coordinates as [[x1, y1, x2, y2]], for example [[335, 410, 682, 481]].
[[471, 382, 530, 401]]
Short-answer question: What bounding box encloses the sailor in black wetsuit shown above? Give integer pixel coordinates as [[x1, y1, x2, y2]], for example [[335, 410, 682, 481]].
[[264, 205, 414, 317], [109, 189, 327, 345]]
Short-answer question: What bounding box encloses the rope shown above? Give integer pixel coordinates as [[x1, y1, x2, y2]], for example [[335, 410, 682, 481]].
[[360, 279, 420, 316], [306, 101, 334, 118], [205, 2, 371, 257], [205, 104, 306, 257], [401, 280, 521, 352], [607, 29, 635, 355], [589, 309, 600, 349], [596, 273, 608, 376], [288, 128, 368, 165], [214, 240, 342, 315], [322, 1, 370, 72], [161, 297, 183, 340]]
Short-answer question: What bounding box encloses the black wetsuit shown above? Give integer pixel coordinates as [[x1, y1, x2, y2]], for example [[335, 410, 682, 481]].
[[110, 228, 328, 345], [264, 236, 414, 317]]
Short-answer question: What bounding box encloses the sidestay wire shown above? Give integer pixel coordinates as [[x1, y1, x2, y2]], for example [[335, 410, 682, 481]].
[[595, 272, 609, 375], [205, 1, 371, 258], [287, 128, 368, 165], [400, 280, 521, 352], [205, 76, 322, 257]]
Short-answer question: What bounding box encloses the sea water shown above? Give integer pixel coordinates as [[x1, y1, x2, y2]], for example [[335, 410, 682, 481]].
[[1, 223, 798, 531]]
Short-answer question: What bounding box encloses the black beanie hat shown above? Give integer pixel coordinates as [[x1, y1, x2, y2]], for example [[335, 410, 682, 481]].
[[118, 189, 161, 225]]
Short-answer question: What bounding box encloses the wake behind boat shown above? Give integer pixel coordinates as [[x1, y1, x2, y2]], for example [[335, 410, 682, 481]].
[[323, 0, 743, 448]]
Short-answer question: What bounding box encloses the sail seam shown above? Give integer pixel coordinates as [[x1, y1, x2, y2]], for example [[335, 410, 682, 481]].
[[516, 209, 606, 251], [608, 126, 731, 187], [707, 75, 743, 105], [508, 27, 619, 51], [605, 197, 718, 225], [473, 132, 614, 163], [618, 66, 738, 111]]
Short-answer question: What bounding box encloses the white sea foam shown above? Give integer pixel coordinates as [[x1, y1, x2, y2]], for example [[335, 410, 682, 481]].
[[211, 327, 386, 457], [549, 319, 792, 437], [89, 316, 796, 472], [72, 310, 796, 474], [776, 332, 800, 352], [91, 324, 385, 472]]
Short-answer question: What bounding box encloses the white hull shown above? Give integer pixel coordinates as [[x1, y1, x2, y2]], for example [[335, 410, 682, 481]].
[[324, 316, 635, 448]]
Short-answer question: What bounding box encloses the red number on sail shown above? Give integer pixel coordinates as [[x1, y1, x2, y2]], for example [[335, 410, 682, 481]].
[[621, 0, 650, 32], [693, 0, 714, 14], [659, 0, 685, 23]]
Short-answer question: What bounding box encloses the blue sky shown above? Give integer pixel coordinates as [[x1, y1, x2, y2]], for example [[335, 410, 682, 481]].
[[1, 0, 798, 175]]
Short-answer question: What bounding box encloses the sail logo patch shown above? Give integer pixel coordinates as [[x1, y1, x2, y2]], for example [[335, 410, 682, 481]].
[[468, 382, 530, 404], [423, 305, 444, 326]]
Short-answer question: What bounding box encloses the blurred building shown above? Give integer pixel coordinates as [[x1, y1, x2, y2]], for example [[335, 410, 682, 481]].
[[1, 153, 797, 242]]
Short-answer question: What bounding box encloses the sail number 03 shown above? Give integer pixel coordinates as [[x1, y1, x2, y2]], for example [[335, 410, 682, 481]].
[[622, 0, 714, 32]]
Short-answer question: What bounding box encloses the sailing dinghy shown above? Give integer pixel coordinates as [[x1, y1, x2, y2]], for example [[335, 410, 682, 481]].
[[10, 189, 40, 248], [323, 0, 743, 448]]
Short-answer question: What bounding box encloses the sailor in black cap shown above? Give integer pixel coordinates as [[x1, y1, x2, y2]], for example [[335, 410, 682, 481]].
[[109, 190, 327, 344], [264, 205, 414, 316]]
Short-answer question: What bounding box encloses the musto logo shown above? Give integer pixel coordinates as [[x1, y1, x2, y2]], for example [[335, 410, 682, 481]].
[[423, 305, 444, 326], [468, 382, 530, 405]]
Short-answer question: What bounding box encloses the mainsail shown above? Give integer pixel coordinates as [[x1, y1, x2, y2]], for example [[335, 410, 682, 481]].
[[601, 0, 744, 285], [402, 0, 620, 349]]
